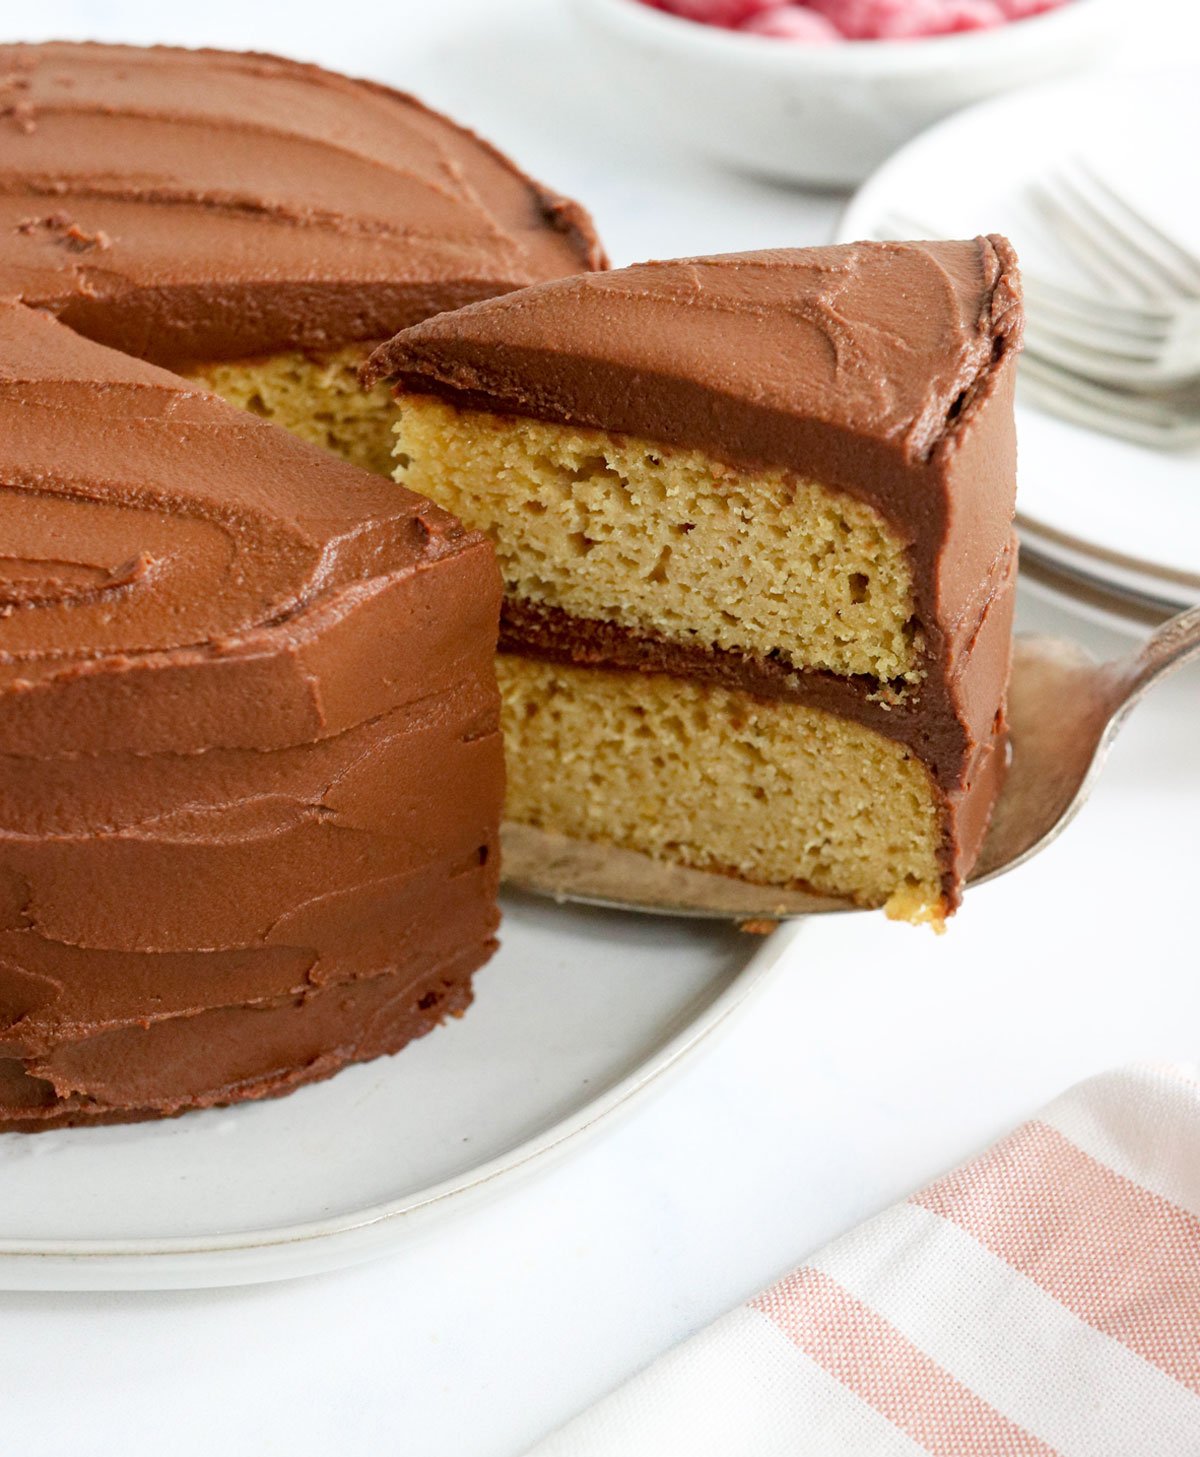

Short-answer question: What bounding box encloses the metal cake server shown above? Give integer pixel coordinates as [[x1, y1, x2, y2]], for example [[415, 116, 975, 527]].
[[500, 602, 1200, 920]]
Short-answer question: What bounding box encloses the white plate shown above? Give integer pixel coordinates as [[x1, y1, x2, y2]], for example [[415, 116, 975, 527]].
[[839, 69, 1200, 598], [0, 897, 796, 1291]]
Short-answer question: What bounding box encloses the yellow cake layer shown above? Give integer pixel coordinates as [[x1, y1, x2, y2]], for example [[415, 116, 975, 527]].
[[498, 655, 944, 920], [394, 397, 921, 684], [185, 343, 397, 477]]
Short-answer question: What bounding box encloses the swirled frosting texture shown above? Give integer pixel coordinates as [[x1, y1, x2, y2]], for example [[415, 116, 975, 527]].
[[0, 42, 604, 364], [369, 238, 1020, 478], [372, 239, 1024, 904], [0, 39, 612, 1127], [0, 301, 503, 1128]]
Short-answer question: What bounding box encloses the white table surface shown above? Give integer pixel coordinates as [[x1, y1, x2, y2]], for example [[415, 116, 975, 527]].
[[2, 3, 1197, 1453]]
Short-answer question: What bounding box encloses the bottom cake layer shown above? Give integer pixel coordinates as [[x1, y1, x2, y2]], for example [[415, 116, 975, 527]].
[[0, 941, 490, 1133], [498, 654, 946, 922]]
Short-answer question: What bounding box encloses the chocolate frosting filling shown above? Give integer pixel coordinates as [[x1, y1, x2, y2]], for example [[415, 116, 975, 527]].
[[371, 239, 1024, 904], [0, 41, 605, 364]]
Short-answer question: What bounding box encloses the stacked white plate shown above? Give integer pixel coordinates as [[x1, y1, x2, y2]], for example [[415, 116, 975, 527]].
[[840, 69, 1200, 637]]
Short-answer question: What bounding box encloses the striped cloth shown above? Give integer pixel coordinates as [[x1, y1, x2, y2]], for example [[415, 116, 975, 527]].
[[530, 1065, 1200, 1456]]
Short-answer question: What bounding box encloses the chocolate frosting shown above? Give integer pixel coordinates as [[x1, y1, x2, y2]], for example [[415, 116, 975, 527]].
[[371, 239, 1024, 905], [0, 41, 605, 364], [367, 239, 1020, 470], [0, 299, 504, 1127]]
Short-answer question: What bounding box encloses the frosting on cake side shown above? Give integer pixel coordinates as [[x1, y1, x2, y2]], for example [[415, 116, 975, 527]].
[[0, 300, 503, 1128]]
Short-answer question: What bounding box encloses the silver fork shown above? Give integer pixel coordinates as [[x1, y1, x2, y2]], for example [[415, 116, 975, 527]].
[[1020, 276, 1200, 392], [1018, 356, 1200, 451], [1032, 161, 1200, 303], [879, 209, 1200, 383], [872, 210, 1200, 446], [1026, 162, 1200, 390]]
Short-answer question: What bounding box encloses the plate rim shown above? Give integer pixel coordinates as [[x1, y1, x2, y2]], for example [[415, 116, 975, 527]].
[[1018, 549, 1169, 637], [0, 919, 801, 1286], [1016, 515, 1200, 603]]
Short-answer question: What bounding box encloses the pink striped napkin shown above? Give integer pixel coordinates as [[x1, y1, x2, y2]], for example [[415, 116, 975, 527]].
[[530, 1065, 1200, 1456]]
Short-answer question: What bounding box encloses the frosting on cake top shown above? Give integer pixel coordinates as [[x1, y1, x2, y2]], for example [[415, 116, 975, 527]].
[[0, 295, 494, 750], [0, 42, 604, 363], [369, 237, 1022, 476]]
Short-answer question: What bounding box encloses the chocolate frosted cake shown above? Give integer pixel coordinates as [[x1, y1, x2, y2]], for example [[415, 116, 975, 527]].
[[368, 239, 1023, 923], [0, 42, 605, 1130], [0, 41, 604, 475], [0, 301, 503, 1129]]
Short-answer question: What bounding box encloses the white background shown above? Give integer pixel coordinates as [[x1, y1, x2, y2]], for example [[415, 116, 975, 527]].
[[1, 2, 1198, 1453]]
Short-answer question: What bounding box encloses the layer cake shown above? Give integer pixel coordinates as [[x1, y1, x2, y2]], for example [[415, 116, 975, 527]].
[[0, 41, 607, 1129], [367, 239, 1024, 922]]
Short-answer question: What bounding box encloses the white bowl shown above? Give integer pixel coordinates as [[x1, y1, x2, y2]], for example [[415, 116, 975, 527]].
[[571, 0, 1123, 187]]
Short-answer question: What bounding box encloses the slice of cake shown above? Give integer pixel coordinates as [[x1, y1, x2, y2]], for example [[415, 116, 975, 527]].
[[366, 239, 1023, 923], [0, 42, 605, 477], [0, 300, 502, 1130]]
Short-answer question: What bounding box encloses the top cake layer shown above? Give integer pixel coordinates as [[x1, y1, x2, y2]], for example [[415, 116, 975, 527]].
[[370, 239, 1022, 709], [0, 42, 605, 364]]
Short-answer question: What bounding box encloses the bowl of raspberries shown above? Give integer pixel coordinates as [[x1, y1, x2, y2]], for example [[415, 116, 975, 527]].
[[572, 0, 1119, 184]]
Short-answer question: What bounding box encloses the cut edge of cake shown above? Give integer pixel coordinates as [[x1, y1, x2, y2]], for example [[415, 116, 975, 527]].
[[366, 238, 1025, 926]]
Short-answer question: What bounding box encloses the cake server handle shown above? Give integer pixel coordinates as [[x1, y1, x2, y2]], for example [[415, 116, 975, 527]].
[[1108, 601, 1200, 720]]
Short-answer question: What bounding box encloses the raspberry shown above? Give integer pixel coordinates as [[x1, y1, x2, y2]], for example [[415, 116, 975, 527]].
[[808, 0, 1005, 37], [995, 0, 1067, 16], [649, 0, 782, 25], [740, 5, 844, 39]]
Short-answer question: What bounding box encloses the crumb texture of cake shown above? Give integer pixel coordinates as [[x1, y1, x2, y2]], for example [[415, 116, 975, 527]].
[[0, 300, 504, 1131], [396, 397, 920, 682], [372, 238, 1024, 918], [499, 656, 943, 915], [186, 344, 398, 477]]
